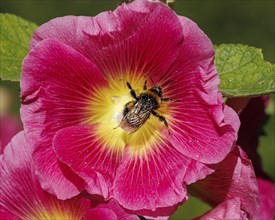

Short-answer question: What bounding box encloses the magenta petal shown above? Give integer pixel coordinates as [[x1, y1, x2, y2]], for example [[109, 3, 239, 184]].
[[84, 208, 117, 220], [0, 132, 36, 218], [0, 132, 42, 218], [168, 70, 238, 164], [130, 203, 183, 220], [30, 15, 89, 50], [0, 132, 94, 218], [257, 178, 275, 220], [54, 125, 213, 217], [0, 210, 17, 220], [33, 145, 85, 199], [20, 38, 108, 198], [113, 142, 190, 213], [191, 146, 260, 219], [182, 159, 214, 185], [159, 16, 239, 164], [196, 198, 247, 220], [95, 199, 139, 220], [97, 0, 184, 77], [21, 38, 108, 146], [21, 38, 108, 121], [30, 1, 184, 79], [53, 125, 122, 197]]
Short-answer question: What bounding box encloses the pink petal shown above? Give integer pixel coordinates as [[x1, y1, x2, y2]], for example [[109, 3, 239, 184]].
[[30, 15, 89, 50], [0, 132, 91, 218], [158, 16, 239, 164], [21, 38, 107, 142], [1, 132, 138, 219], [113, 139, 210, 215], [54, 125, 213, 218], [0, 210, 18, 220], [158, 16, 216, 98], [0, 132, 39, 218], [21, 38, 108, 116], [84, 208, 117, 220], [21, 39, 108, 199], [190, 146, 260, 219], [196, 198, 247, 220], [53, 125, 121, 198], [128, 203, 183, 220], [30, 1, 184, 79], [257, 178, 275, 220], [95, 199, 139, 220], [0, 132, 34, 205], [32, 144, 86, 199], [54, 123, 212, 217], [182, 159, 215, 185]]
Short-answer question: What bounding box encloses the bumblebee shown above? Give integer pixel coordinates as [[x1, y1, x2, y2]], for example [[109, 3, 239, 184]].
[[117, 79, 174, 133]]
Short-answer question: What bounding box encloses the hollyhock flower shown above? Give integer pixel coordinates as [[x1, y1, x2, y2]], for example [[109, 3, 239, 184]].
[[0, 132, 138, 220], [20, 0, 239, 217], [189, 145, 260, 220]]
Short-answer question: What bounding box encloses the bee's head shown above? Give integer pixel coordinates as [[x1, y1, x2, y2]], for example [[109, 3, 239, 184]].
[[150, 85, 162, 97]]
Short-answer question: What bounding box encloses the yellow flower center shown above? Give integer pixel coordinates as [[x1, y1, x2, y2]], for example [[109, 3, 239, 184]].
[[26, 203, 82, 220], [86, 75, 172, 156]]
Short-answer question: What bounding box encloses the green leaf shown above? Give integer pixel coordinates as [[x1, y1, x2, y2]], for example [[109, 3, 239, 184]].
[[215, 44, 275, 97], [0, 13, 37, 81]]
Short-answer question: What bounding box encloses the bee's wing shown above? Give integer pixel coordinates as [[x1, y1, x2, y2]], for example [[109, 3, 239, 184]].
[[119, 106, 150, 133], [118, 118, 140, 133], [116, 100, 136, 125], [116, 111, 124, 124]]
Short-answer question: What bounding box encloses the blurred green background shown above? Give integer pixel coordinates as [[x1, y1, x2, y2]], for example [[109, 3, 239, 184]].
[[0, 0, 274, 219]]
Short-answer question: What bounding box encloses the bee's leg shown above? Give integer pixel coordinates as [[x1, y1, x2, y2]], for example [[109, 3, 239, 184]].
[[161, 97, 177, 102], [152, 110, 168, 128], [126, 81, 138, 100], [143, 79, 147, 91]]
